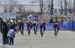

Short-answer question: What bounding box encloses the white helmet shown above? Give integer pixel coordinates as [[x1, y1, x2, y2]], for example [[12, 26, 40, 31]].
[[10, 20, 13, 22]]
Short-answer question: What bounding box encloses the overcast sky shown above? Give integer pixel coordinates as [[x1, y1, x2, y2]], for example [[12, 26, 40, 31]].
[[0, 0, 73, 4], [0, 0, 74, 12]]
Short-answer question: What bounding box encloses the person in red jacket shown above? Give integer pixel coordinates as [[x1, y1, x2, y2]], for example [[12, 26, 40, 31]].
[[53, 21, 60, 37]]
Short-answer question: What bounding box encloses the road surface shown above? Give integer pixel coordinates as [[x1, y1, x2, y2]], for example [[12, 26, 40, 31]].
[[0, 31, 75, 48]]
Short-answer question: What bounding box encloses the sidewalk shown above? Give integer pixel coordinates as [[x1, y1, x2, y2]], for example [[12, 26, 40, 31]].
[[0, 31, 75, 48]]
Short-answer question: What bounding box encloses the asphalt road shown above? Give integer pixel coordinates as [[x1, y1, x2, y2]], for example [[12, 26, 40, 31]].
[[0, 31, 75, 48]]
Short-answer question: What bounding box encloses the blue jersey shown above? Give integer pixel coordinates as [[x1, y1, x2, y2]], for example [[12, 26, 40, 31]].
[[27, 15, 38, 23]]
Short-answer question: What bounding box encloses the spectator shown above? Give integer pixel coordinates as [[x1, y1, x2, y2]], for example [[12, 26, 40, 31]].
[[7, 25, 15, 45], [0, 18, 8, 45]]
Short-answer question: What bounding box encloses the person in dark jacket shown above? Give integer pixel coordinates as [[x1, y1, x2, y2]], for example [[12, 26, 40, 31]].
[[0, 18, 8, 45], [19, 21, 24, 35]]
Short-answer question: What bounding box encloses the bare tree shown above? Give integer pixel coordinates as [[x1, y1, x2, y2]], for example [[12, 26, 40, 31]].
[[60, 0, 63, 15], [67, 0, 73, 14], [0, 0, 1, 11], [64, 0, 67, 15], [17, 5, 27, 18], [9, 0, 17, 13], [39, 0, 43, 15], [58, 0, 63, 15], [17, 5, 22, 13], [46, 0, 51, 15], [17, 5, 26, 13], [4, 0, 7, 13], [50, 0, 54, 15], [32, 0, 43, 15], [74, 0, 75, 11]]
